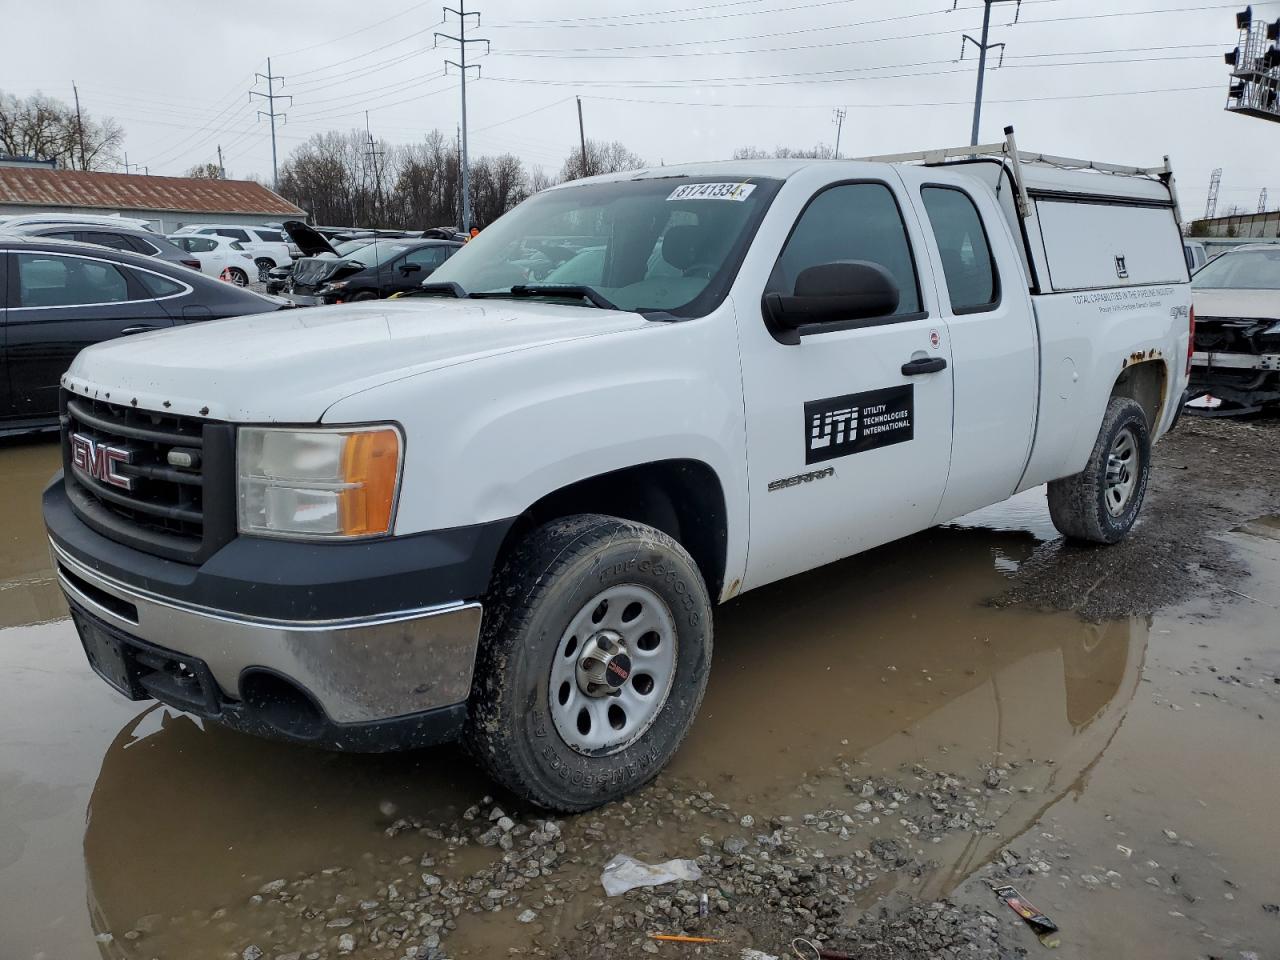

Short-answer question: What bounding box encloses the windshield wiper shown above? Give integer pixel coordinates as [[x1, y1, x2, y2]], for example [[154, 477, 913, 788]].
[[506, 284, 620, 310]]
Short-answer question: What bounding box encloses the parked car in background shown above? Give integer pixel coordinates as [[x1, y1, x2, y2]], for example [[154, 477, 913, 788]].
[[168, 233, 259, 285], [1188, 243, 1280, 414], [0, 213, 156, 232], [172, 224, 293, 277], [5, 222, 202, 271], [280, 222, 461, 304], [263, 237, 380, 295], [1184, 240, 1208, 272], [0, 235, 293, 436]]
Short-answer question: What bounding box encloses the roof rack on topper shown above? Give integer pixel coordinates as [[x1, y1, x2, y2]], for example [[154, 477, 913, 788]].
[[857, 125, 1181, 225]]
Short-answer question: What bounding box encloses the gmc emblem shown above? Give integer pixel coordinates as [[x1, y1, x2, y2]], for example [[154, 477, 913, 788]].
[[70, 433, 134, 491]]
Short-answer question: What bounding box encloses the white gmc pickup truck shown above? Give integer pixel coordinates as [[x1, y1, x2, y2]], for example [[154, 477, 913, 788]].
[[44, 130, 1193, 811]]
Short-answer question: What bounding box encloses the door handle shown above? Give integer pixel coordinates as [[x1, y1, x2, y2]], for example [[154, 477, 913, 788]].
[[901, 356, 947, 376], [121, 325, 160, 336]]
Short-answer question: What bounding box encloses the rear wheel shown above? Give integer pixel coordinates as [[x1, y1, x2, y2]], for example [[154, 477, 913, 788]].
[[226, 267, 249, 287], [465, 514, 712, 812], [1048, 396, 1151, 544]]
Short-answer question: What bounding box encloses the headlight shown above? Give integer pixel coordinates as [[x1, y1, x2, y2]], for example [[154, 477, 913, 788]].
[[237, 426, 402, 539], [319, 280, 350, 292]]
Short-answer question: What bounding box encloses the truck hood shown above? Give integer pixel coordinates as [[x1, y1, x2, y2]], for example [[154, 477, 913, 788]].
[[63, 299, 651, 422], [1192, 288, 1280, 321]]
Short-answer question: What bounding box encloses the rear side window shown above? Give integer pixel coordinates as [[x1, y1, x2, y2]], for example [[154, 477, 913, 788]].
[[767, 182, 922, 317], [187, 237, 217, 253], [16, 253, 130, 307], [126, 235, 160, 256], [252, 229, 283, 243], [214, 228, 251, 242], [43, 230, 80, 241], [82, 231, 134, 252], [134, 270, 186, 298], [230, 241, 246, 251], [921, 187, 999, 313]]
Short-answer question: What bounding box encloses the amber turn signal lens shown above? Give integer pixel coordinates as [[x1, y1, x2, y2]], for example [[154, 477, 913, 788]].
[[338, 428, 401, 536]]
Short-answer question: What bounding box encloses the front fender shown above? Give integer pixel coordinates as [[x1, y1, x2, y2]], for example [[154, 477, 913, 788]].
[[322, 314, 748, 587]]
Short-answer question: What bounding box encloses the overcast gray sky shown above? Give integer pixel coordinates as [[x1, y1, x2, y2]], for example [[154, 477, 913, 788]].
[[7, 0, 1280, 216]]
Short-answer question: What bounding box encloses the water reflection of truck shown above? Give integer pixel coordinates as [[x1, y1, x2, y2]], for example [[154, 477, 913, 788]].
[[47, 129, 1190, 812]]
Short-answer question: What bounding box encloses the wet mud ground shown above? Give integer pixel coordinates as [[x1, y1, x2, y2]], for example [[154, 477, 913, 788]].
[[1, 416, 1278, 960]]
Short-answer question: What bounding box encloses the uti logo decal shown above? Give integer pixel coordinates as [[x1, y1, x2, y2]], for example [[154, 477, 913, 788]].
[[71, 433, 134, 491]]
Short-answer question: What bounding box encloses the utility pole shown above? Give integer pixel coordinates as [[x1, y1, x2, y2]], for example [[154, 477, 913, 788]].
[[1205, 168, 1222, 219], [72, 82, 86, 171], [217, 144, 225, 179], [121, 153, 141, 175], [365, 111, 386, 224], [832, 107, 847, 159], [956, 0, 1021, 146], [436, 2, 489, 233], [251, 58, 291, 191], [577, 97, 589, 177]]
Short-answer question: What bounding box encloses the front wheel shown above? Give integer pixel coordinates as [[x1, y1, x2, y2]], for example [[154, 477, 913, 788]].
[[465, 514, 712, 812], [1048, 396, 1151, 544], [254, 258, 274, 281]]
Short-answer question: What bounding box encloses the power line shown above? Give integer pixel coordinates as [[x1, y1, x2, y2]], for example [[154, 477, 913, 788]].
[[289, 23, 444, 84], [494, 2, 1243, 60], [276, 1, 433, 58]]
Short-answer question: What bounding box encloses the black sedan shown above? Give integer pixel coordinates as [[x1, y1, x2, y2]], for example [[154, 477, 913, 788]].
[[0, 235, 292, 437], [282, 222, 461, 305]]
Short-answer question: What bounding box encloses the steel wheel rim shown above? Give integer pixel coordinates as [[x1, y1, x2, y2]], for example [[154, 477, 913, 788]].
[[1104, 426, 1141, 517], [549, 583, 678, 756]]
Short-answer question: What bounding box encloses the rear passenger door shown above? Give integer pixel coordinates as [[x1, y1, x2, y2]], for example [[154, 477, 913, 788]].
[[895, 166, 1038, 519], [5, 251, 173, 421], [737, 175, 955, 591]]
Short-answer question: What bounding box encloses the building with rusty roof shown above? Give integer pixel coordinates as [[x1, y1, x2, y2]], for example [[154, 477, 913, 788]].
[[0, 164, 306, 234]]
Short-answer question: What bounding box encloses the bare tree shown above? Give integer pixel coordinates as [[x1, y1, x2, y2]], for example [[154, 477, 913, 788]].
[[732, 144, 835, 160], [185, 161, 223, 179], [559, 139, 645, 181], [0, 90, 123, 171]]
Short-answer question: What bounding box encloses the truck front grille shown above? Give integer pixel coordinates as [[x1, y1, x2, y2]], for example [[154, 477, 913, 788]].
[[61, 392, 237, 564]]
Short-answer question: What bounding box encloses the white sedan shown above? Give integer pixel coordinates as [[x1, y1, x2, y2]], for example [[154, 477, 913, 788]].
[[167, 234, 259, 286]]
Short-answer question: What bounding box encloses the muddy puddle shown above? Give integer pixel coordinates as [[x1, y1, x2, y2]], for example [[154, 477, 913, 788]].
[[1, 436, 1277, 960]]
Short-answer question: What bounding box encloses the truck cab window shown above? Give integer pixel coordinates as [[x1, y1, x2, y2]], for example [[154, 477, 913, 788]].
[[921, 187, 999, 312], [766, 182, 921, 316]]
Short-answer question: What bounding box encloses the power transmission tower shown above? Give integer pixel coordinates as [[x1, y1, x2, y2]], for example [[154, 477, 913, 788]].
[[955, 0, 1022, 146], [1259, 187, 1269, 213], [1205, 168, 1222, 219], [251, 58, 291, 191], [365, 111, 386, 224], [436, 2, 489, 233], [832, 108, 847, 158], [72, 82, 87, 171]]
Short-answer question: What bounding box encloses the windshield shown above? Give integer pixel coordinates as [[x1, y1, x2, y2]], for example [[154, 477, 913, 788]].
[[427, 175, 782, 314], [1192, 248, 1280, 290]]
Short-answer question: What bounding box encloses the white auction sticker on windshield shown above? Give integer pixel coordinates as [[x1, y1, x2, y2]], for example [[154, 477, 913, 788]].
[[667, 182, 757, 202]]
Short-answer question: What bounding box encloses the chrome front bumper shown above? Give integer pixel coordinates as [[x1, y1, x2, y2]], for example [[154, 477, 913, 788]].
[[52, 538, 483, 724]]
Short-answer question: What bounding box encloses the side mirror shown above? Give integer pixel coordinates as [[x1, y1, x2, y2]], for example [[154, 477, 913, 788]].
[[400, 262, 423, 274], [763, 261, 901, 344]]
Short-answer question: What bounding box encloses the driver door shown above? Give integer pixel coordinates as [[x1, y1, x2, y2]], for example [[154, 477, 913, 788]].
[[737, 175, 954, 591]]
